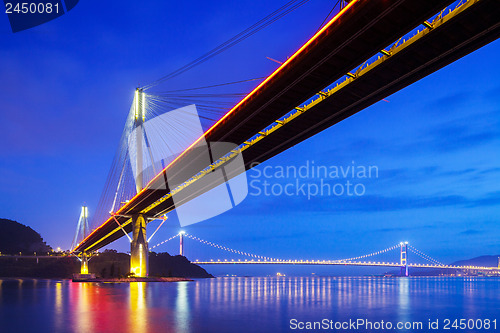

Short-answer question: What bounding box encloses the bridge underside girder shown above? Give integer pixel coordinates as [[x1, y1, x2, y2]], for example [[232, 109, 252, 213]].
[[147, 0, 500, 218], [73, 0, 500, 253], [241, 0, 500, 168]]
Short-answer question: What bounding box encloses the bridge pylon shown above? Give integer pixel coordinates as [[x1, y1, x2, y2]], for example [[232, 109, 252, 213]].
[[400, 242, 409, 276], [179, 231, 185, 256], [134, 88, 145, 193], [81, 252, 89, 274], [72, 206, 91, 275], [130, 214, 148, 277], [129, 89, 149, 277]]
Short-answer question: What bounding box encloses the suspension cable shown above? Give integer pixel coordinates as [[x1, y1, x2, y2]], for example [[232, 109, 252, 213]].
[[336, 244, 400, 262], [184, 233, 281, 261], [151, 233, 404, 264], [142, 0, 311, 90], [150, 233, 180, 250], [316, 0, 341, 31], [156, 77, 266, 94], [408, 245, 444, 266]]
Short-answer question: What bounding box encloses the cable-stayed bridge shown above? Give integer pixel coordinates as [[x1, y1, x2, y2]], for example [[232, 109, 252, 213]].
[[71, 0, 500, 277]]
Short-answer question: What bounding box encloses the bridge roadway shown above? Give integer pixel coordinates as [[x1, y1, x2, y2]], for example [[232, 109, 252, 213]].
[[192, 260, 500, 272], [3, 256, 497, 273], [73, 0, 500, 253]]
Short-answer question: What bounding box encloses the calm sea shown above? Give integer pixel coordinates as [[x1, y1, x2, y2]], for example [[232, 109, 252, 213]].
[[0, 277, 499, 333]]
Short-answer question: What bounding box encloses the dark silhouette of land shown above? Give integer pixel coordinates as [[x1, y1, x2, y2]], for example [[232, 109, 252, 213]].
[[0, 219, 212, 279], [0, 218, 51, 254], [89, 250, 213, 279], [1, 218, 497, 278], [452, 255, 500, 268], [387, 255, 500, 276]]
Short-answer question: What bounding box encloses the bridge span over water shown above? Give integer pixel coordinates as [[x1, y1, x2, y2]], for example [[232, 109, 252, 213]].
[[71, 0, 500, 277]]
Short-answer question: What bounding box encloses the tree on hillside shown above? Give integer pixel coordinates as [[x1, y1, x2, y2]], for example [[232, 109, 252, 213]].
[[0, 219, 52, 254]]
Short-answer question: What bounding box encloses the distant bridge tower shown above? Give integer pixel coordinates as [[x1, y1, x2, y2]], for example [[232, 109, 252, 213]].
[[130, 88, 149, 277], [179, 231, 185, 256], [400, 242, 409, 277], [72, 206, 90, 274]]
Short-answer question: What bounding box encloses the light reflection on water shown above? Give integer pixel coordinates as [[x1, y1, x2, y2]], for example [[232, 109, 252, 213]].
[[130, 282, 147, 333], [0, 277, 499, 333]]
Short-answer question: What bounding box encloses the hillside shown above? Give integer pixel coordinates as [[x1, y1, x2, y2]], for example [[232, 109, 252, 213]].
[[0, 251, 214, 279], [0, 218, 51, 254], [90, 250, 213, 278], [387, 254, 500, 276], [452, 255, 500, 268], [0, 218, 212, 278]]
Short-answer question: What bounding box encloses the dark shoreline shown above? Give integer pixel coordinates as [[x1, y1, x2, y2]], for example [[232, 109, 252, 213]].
[[0, 277, 193, 281], [0, 251, 214, 279]]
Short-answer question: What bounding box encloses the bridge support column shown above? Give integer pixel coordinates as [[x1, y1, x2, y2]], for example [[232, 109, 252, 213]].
[[179, 231, 184, 256], [130, 214, 148, 277], [400, 242, 408, 276], [81, 252, 89, 274], [134, 88, 145, 193]]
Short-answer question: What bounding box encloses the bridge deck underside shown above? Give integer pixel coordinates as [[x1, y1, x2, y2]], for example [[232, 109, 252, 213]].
[[241, 0, 500, 168], [74, 0, 500, 253]]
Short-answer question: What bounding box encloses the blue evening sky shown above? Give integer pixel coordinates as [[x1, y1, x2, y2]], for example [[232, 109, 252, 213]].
[[0, 1, 499, 275]]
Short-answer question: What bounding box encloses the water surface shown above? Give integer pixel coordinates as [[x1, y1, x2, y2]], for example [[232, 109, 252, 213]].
[[1, 277, 499, 332]]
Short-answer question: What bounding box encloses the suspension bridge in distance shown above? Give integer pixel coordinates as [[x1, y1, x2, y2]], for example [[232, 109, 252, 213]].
[[70, 0, 500, 278], [8, 231, 500, 276], [151, 232, 500, 277]]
